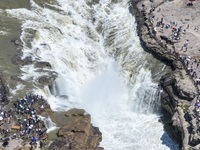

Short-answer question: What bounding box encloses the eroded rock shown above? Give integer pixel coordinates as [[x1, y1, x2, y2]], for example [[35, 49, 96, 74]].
[[34, 61, 52, 69], [50, 108, 103, 150], [174, 76, 197, 100], [11, 39, 23, 47], [65, 108, 85, 117], [12, 52, 33, 66], [173, 60, 183, 69], [49, 140, 70, 150], [38, 72, 57, 85]]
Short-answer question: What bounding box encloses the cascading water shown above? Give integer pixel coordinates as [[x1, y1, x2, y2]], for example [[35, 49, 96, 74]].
[[41, 116, 58, 133], [4, 0, 179, 149]]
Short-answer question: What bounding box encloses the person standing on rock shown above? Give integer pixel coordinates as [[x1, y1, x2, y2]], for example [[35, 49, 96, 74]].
[[183, 29, 186, 34], [187, 66, 190, 74], [154, 27, 157, 34], [185, 40, 189, 46], [192, 71, 197, 78], [195, 57, 198, 62], [40, 105, 44, 111], [190, 66, 193, 72], [161, 18, 163, 24], [178, 26, 182, 32], [184, 40, 189, 52]]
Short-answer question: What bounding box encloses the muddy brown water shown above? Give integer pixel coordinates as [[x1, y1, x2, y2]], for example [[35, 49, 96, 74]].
[[0, 0, 30, 9], [0, 13, 25, 96], [0, 1, 70, 139], [0, 0, 58, 101]]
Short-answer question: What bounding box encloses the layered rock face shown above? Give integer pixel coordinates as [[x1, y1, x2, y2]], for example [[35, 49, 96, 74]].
[[49, 108, 103, 150], [160, 71, 198, 149], [132, 0, 200, 149]]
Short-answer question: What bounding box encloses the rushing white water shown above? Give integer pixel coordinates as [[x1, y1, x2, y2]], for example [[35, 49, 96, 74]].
[[40, 116, 58, 133], [4, 0, 179, 149], [9, 83, 25, 96]]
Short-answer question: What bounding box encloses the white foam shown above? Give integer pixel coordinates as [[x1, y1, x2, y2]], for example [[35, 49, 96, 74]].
[[39, 116, 58, 133], [9, 83, 25, 96], [79, 61, 178, 150], [0, 31, 8, 35], [5, 0, 179, 149]]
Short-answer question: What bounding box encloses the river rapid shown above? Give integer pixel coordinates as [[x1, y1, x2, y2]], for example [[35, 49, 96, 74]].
[[0, 0, 179, 149]]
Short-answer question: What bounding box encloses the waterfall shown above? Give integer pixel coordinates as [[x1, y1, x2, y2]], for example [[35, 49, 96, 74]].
[[4, 0, 179, 149], [40, 116, 58, 133]]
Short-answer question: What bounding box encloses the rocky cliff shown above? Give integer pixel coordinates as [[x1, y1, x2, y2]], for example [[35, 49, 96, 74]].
[[49, 108, 103, 150], [132, 0, 200, 149]]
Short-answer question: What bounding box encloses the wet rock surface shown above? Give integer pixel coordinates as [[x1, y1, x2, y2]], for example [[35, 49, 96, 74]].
[[34, 62, 52, 69], [38, 73, 57, 86], [0, 74, 10, 106], [11, 39, 23, 47], [11, 50, 33, 66], [11, 50, 57, 87]]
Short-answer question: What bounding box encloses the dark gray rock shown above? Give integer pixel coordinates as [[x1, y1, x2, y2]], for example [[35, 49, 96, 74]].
[[11, 39, 23, 47], [173, 60, 183, 69], [12, 52, 33, 66], [34, 62, 52, 69], [38, 73, 57, 85], [0, 76, 10, 105], [190, 133, 200, 145], [22, 28, 36, 49], [14, 39, 23, 47], [10, 75, 23, 82]]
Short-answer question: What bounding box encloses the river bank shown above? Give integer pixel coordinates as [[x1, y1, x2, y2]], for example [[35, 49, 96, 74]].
[[133, 0, 200, 149]]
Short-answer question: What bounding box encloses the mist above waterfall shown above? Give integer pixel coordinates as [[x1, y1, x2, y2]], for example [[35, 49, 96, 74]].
[[80, 60, 128, 117]]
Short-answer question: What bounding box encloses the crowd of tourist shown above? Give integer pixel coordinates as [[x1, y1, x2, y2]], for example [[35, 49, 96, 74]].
[[146, 0, 200, 132], [183, 56, 200, 79], [183, 56, 200, 128], [0, 92, 49, 149], [195, 99, 200, 128], [147, 0, 199, 56], [147, 1, 200, 84]]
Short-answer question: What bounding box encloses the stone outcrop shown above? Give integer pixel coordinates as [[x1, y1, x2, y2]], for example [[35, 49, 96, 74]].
[[0, 74, 10, 105], [160, 71, 198, 148], [49, 108, 103, 150], [38, 72, 57, 86], [11, 49, 57, 86], [11, 51, 33, 66], [133, 1, 176, 64], [11, 39, 23, 47], [65, 108, 85, 116], [34, 61, 52, 69], [174, 76, 197, 100]]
